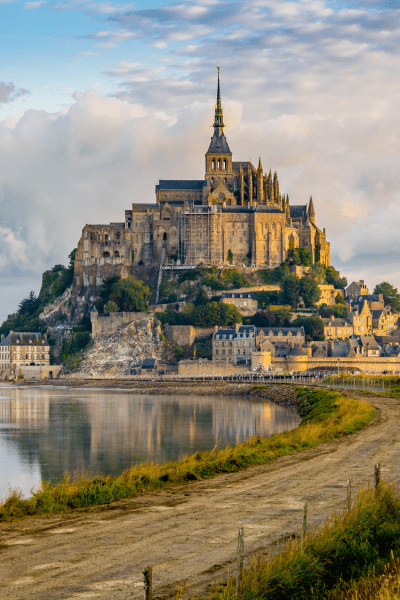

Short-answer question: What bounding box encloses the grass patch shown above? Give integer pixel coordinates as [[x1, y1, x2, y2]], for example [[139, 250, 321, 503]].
[[199, 482, 400, 600], [324, 374, 400, 397], [0, 388, 376, 521]]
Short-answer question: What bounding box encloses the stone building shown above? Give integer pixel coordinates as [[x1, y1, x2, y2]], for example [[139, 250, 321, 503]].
[[346, 294, 398, 336], [220, 292, 258, 315], [322, 317, 354, 340], [0, 332, 50, 376], [74, 72, 330, 289]]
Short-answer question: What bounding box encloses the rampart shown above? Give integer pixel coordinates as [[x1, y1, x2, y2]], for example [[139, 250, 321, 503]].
[[165, 325, 217, 347], [91, 310, 149, 337]]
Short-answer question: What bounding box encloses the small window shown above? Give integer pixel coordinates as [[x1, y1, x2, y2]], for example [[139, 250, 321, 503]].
[[223, 159, 227, 169], [105, 234, 108, 241]]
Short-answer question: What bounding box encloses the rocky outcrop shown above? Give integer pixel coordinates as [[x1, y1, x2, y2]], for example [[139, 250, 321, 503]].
[[39, 287, 72, 322], [73, 316, 163, 377]]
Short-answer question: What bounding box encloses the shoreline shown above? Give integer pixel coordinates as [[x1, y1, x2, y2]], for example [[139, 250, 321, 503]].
[[13, 378, 304, 411]]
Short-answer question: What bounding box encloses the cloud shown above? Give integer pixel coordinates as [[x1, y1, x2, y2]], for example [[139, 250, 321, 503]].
[[50, 0, 135, 14], [0, 82, 30, 105], [23, 0, 46, 8]]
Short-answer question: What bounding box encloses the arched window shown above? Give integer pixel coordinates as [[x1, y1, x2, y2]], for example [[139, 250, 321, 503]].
[[163, 232, 167, 241], [114, 250, 120, 257], [103, 251, 110, 257], [105, 234, 108, 241], [217, 159, 221, 169], [212, 159, 215, 170], [223, 159, 226, 169]]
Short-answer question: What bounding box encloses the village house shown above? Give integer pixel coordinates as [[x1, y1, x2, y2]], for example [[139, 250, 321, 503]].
[[220, 292, 258, 315]]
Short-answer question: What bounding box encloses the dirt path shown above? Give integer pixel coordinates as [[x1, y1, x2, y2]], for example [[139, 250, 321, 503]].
[[1, 392, 399, 600]]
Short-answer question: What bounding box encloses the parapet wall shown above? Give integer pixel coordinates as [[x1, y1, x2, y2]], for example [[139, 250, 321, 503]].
[[165, 325, 217, 347], [178, 359, 247, 376], [91, 311, 149, 337]]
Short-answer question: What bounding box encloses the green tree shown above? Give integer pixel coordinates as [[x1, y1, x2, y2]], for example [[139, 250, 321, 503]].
[[319, 304, 346, 318], [18, 291, 40, 316], [310, 262, 326, 284], [104, 300, 119, 314], [273, 307, 292, 326], [373, 282, 400, 311], [335, 293, 345, 304], [251, 310, 277, 328], [194, 287, 209, 307], [275, 262, 290, 282], [325, 266, 347, 289], [292, 315, 325, 341], [220, 303, 242, 326], [282, 275, 300, 307], [111, 276, 150, 312], [299, 278, 321, 307], [227, 249, 233, 264]]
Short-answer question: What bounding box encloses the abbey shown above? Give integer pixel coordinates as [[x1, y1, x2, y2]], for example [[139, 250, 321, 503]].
[[74, 73, 330, 288]]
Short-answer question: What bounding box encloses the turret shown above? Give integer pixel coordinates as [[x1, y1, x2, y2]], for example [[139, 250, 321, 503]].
[[308, 195, 315, 222], [273, 171, 279, 205], [257, 157, 264, 204], [248, 163, 253, 204]]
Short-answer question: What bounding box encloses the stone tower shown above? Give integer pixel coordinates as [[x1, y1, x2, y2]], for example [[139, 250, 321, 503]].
[[205, 68, 233, 181]]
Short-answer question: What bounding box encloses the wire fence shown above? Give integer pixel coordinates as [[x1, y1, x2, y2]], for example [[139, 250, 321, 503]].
[[124, 465, 383, 600]]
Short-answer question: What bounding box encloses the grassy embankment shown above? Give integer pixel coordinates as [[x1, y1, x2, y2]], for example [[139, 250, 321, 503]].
[[0, 387, 375, 521], [325, 374, 400, 397], [197, 482, 400, 600]]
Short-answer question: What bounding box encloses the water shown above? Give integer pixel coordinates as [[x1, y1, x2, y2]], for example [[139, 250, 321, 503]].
[[0, 385, 300, 500]]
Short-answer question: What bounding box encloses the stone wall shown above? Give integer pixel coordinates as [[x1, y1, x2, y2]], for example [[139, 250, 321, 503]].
[[165, 325, 217, 347], [178, 359, 249, 376], [18, 365, 63, 380], [91, 310, 149, 337], [274, 355, 400, 374]]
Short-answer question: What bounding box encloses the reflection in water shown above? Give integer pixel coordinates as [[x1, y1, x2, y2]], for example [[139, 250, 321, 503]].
[[0, 385, 300, 499]]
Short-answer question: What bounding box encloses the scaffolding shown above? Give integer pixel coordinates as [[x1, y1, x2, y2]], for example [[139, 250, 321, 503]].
[[181, 205, 223, 266]]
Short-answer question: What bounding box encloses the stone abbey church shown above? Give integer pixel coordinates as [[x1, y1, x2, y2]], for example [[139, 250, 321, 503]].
[[75, 74, 330, 288]]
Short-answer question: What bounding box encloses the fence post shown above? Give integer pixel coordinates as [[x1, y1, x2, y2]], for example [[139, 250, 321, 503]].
[[301, 499, 307, 551], [143, 565, 153, 600], [347, 478, 352, 511], [236, 527, 244, 597], [374, 463, 381, 491]]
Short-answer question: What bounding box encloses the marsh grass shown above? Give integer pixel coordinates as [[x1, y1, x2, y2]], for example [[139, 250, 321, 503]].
[[0, 388, 375, 521], [200, 483, 400, 600], [325, 374, 400, 397]]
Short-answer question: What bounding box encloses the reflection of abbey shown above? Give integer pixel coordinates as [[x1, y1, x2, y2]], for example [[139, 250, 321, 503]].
[[74, 73, 330, 287]]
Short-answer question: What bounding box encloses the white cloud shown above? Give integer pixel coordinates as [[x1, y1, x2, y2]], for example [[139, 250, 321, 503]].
[[0, 82, 30, 104], [23, 0, 46, 8]]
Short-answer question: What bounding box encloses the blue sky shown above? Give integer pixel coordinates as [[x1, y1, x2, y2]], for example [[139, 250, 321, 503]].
[[0, 0, 400, 320]]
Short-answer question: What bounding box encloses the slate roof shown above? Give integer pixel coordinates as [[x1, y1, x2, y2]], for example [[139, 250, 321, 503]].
[[222, 292, 256, 299], [0, 332, 46, 347], [256, 327, 305, 336], [141, 358, 157, 369], [232, 161, 255, 171], [290, 205, 307, 219], [207, 133, 231, 153], [156, 180, 205, 191]]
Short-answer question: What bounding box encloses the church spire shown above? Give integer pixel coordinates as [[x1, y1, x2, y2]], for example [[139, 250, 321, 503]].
[[308, 195, 315, 221], [213, 66, 224, 132]]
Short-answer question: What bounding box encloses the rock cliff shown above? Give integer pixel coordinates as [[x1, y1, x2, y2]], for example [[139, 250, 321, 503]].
[[73, 316, 163, 377]]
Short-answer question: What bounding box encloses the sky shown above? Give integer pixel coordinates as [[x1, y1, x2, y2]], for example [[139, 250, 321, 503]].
[[0, 0, 400, 321]]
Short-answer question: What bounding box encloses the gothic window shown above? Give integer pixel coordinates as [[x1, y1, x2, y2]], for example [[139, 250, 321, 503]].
[[218, 159, 221, 169], [223, 159, 226, 169], [212, 159, 215, 170], [105, 234, 108, 241]]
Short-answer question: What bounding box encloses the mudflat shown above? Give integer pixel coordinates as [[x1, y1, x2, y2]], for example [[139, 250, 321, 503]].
[[0, 389, 397, 600]]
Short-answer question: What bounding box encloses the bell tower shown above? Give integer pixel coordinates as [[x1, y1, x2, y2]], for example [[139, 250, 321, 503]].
[[205, 67, 232, 180]]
